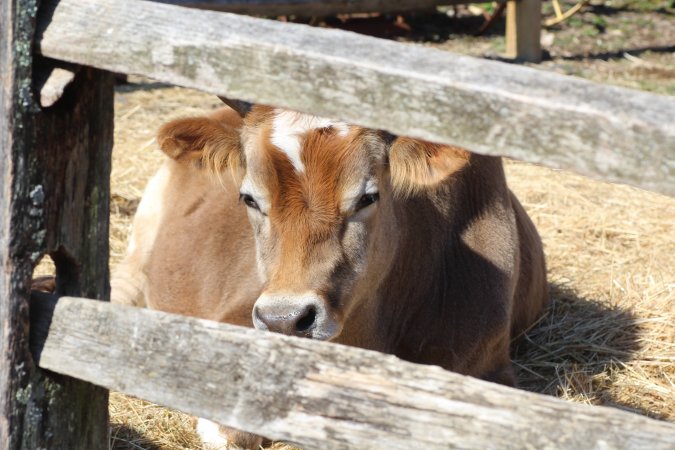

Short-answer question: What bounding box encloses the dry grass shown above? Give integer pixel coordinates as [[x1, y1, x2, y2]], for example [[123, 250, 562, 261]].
[[109, 392, 203, 450], [505, 161, 675, 420], [105, 79, 674, 448]]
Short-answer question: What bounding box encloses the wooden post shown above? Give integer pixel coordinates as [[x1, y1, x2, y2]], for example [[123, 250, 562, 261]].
[[506, 0, 542, 62], [0, 0, 114, 448]]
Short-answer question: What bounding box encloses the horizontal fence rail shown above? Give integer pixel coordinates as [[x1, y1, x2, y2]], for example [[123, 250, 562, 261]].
[[36, 0, 675, 196], [30, 296, 675, 450], [152, 0, 464, 15]]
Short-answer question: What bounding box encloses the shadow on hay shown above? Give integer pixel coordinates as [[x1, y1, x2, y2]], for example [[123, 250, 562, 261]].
[[512, 283, 657, 418], [557, 44, 675, 62], [115, 79, 174, 92], [109, 424, 165, 450], [325, 10, 505, 42]]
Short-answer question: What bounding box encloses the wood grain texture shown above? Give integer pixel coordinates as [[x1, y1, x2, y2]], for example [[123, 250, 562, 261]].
[[36, 0, 675, 196], [33, 296, 675, 450], [0, 3, 30, 447], [0, 1, 114, 444], [152, 0, 464, 15]]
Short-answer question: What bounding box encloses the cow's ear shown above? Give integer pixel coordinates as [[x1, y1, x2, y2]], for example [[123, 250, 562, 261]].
[[389, 137, 470, 197], [157, 113, 243, 176]]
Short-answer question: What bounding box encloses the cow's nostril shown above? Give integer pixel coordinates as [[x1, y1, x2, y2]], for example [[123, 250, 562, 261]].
[[252, 307, 261, 326], [295, 305, 316, 333]]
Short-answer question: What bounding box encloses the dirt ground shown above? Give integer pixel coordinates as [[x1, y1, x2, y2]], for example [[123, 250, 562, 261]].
[[103, 2, 674, 449]]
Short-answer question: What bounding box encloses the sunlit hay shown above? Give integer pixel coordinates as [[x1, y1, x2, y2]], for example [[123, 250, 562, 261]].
[[506, 160, 674, 420], [109, 392, 301, 450], [109, 392, 203, 450], [109, 81, 674, 449], [33, 254, 56, 278]]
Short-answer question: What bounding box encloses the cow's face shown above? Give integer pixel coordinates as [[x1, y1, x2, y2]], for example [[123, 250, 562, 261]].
[[158, 106, 468, 340], [239, 108, 397, 340]]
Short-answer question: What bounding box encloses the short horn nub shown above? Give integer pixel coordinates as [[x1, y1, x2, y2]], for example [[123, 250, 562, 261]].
[[218, 96, 253, 117]]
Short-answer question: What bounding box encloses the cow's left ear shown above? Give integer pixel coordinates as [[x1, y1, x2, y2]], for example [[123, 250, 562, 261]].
[[388, 137, 470, 197], [157, 111, 243, 178]]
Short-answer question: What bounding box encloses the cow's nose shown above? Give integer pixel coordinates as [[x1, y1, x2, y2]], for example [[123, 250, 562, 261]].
[[252, 292, 340, 340], [253, 303, 316, 336]]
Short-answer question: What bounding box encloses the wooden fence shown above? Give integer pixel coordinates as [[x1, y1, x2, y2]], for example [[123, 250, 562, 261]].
[[1, 0, 674, 449]]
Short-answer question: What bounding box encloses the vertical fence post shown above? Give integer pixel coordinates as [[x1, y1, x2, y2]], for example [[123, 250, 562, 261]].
[[0, 1, 113, 448], [506, 0, 542, 62]]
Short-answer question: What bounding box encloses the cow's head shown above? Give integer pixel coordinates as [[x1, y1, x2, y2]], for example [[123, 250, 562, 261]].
[[158, 104, 469, 340]]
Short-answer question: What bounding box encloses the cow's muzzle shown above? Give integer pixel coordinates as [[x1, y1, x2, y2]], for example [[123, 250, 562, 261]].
[[252, 292, 341, 340]]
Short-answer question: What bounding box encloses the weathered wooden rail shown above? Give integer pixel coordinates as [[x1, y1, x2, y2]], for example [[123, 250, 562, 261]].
[[1, 0, 674, 448], [37, 0, 674, 195], [29, 295, 675, 450]]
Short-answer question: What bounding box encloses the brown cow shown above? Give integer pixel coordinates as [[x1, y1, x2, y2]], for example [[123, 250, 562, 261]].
[[112, 104, 548, 449]]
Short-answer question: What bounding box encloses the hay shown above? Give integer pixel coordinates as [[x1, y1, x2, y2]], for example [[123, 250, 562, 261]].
[[505, 160, 674, 420], [109, 392, 203, 450]]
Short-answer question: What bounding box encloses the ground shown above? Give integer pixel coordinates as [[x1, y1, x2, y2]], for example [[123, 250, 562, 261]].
[[96, 1, 674, 448]]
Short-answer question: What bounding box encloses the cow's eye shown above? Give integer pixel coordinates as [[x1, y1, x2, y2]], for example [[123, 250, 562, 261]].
[[239, 193, 260, 211], [355, 193, 379, 211]]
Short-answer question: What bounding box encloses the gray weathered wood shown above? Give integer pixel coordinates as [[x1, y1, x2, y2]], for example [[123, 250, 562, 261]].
[[32, 296, 675, 450], [0, 1, 114, 445], [152, 0, 464, 15], [37, 65, 78, 107], [36, 0, 675, 195]]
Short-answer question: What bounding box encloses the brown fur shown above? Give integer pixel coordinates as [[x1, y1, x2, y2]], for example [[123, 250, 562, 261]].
[[112, 106, 548, 447], [389, 137, 471, 197]]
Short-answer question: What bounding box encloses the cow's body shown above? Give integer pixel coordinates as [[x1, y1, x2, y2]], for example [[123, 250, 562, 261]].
[[112, 105, 547, 449]]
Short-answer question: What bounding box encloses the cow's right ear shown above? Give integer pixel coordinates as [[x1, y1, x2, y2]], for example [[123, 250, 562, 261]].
[[157, 115, 242, 176], [388, 137, 470, 198]]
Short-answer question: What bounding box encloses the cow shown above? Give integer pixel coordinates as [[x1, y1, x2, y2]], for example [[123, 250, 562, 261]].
[[111, 102, 548, 449]]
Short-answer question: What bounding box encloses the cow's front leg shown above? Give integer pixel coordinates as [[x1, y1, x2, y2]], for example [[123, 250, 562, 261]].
[[196, 418, 266, 450]]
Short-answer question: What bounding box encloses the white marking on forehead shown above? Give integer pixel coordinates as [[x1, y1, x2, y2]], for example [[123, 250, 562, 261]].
[[270, 110, 349, 173]]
